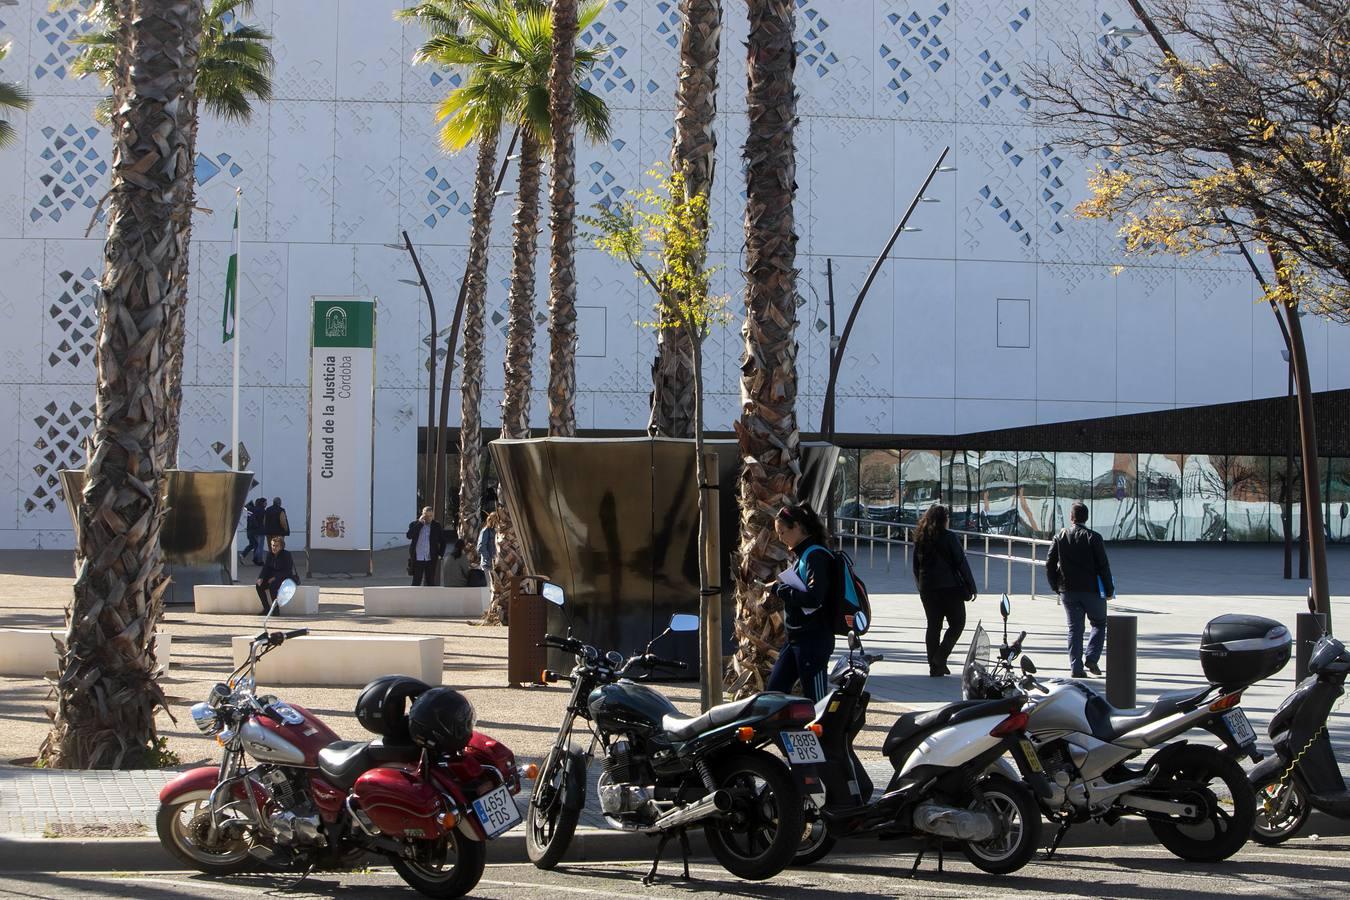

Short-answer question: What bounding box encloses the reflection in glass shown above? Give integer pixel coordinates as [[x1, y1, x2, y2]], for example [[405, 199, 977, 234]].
[[1055, 452, 1093, 534], [900, 450, 940, 526], [1328, 458, 1350, 544], [1139, 454, 1183, 540], [1181, 455, 1226, 541], [980, 451, 1019, 535], [834, 449, 860, 520], [1092, 453, 1138, 540], [1271, 456, 1303, 541], [1223, 456, 1271, 542], [1017, 452, 1055, 538], [859, 449, 900, 521], [945, 450, 982, 531]]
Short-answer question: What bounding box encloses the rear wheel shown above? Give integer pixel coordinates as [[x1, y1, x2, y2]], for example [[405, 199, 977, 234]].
[[1252, 769, 1310, 845], [525, 747, 583, 869], [391, 832, 486, 899], [960, 775, 1041, 875], [1147, 745, 1254, 862], [704, 749, 805, 881], [155, 792, 253, 876], [792, 802, 836, 866]]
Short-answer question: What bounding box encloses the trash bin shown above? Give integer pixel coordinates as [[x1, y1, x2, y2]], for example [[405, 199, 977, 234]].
[[507, 576, 548, 686]]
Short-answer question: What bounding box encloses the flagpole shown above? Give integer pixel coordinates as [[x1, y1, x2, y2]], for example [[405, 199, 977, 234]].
[[230, 188, 242, 584]]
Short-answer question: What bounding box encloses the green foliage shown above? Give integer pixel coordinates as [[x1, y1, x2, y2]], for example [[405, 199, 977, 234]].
[[67, 0, 274, 125], [400, 0, 610, 154], [582, 165, 730, 342], [0, 42, 31, 149]]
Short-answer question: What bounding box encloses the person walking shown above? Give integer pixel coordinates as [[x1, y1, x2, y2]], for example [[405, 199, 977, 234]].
[[240, 497, 266, 565], [263, 497, 290, 539], [766, 502, 836, 702], [406, 506, 446, 586], [912, 504, 977, 677], [1047, 501, 1115, 678], [441, 538, 472, 587], [255, 535, 299, 612]]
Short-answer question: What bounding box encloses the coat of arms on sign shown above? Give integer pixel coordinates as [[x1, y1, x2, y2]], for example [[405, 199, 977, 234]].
[[322, 515, 345, 539], [324, 306, 348, 338]]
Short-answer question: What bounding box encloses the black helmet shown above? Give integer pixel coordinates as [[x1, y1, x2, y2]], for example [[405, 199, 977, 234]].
[[407, 687, 476, 754], [354, 675, 430, 742]]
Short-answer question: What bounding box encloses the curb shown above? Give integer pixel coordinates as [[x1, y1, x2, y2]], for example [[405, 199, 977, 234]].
[[7, 815, 1348, 873]]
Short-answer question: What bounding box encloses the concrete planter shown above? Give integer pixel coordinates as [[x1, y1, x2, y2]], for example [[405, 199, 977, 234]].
[[490, 438, 838, 665]]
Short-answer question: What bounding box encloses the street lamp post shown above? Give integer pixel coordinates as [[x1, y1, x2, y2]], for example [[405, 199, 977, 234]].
[[389, 232, 438, 510]]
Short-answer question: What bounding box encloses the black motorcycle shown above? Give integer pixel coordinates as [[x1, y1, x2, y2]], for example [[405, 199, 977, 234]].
[[1250, 599, 1350, 844], [795, 628, 1043, 875], [525, 583, 816, 883]]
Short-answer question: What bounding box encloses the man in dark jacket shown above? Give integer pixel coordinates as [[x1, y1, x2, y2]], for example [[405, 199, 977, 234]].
[[263, 497, 290, 538], [255, 536, 299, 612], [241, 498, 266, 565], [1046, 502, 1115, 678], [407, 507, 447, 586]]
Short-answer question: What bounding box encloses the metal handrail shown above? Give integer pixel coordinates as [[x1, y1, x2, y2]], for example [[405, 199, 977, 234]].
[[832, 514, 1052, 600]]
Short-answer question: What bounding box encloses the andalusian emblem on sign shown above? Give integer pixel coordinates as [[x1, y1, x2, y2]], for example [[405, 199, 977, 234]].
[[324, 306, 348, 338]]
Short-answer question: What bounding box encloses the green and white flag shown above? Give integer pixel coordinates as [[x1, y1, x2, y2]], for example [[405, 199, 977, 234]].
[[222, 205, 239, 342]]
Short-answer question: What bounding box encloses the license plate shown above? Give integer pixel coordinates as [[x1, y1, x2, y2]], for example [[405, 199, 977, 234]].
[[471, 784, 522, 839], [781, 730, 824, 766], [1019, 739, 1044, 774], [1223, 709, 1256, 746]]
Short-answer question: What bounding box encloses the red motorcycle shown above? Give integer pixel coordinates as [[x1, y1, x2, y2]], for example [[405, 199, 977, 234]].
[[157, 582, 532, 898]]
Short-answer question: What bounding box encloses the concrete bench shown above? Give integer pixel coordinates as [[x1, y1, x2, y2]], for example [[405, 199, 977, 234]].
[[195, 584, 320, 616], [362, 586, 488, 617], [0, 629, 173, 677], [231, 634, 442, 686]]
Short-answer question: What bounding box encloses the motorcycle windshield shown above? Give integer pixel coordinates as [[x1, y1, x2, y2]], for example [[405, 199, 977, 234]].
[[962, 623, 992, 701]]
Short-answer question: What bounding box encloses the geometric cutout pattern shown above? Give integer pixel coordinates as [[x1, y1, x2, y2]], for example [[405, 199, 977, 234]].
[[579, 21, 635, 94], [47, 267, 100, 369], [975, 45, 1030, 111], [27, 400, 93, 514], [195, 151, 244, 186], [33, 5, 91, 81], [653, 1, 680, 51], [979, 139, 1032, 246], [879, 3, 951, 105], [584, 138, 628, 210], [794, 1, 839, 79], [30, 124, 108, 223], [428, 67, 463, 90], [1037, 144, 1067, 235], [421, 165, 472, 228]]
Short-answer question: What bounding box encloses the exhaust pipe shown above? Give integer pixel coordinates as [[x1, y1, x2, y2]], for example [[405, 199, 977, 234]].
[[645, 790, 732, 833], [913, 802, 998, 842]]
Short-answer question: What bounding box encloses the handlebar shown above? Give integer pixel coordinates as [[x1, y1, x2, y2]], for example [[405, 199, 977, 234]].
[[639, 654, 688, 671]]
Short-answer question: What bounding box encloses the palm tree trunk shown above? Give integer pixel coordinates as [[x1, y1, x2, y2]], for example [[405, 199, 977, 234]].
[[458, 126, 502, 559], [728, 0, 801, 696], [41, 0, 202, 769], [547, 0, 579, 437], [651, 0, 722, 439], [500, 128, 542, 442]]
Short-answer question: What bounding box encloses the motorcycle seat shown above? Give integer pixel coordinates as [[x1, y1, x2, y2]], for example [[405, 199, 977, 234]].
[[1094, 685, 1212, 741], [882, 697, 1020, 758], [661, 693, 793, 742], [317, 738, 421, 790]]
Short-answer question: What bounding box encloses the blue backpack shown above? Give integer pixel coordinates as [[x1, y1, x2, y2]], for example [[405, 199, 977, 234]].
[[800, 546, 872, 636]]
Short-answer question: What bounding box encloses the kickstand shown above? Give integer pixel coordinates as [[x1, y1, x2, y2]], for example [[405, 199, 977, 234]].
[[908, 844, 926, 877], [287, 860, 317, 891], [677, 827, 692, 881], [1045, 820, 1071, 860], [908, 839, 944, 877], [643, 832, 672, 886]]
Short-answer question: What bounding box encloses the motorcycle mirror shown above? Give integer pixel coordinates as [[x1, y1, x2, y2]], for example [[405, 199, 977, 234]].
[[1021, 656, 1037, 675], [668, 613, 698, 633], [848, 631, 861, 651], [542, 582, 566, 608], [1307, 589, 1317, 617], [276, 579, 297, 608], [999, 594, 1011, 620]]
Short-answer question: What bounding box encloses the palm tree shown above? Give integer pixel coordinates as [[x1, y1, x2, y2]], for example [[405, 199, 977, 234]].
[[0, 43, 31, 149], [546, 0, 579, 437], [428, 1, 608, 621], [729, 0, 802, 695], [41, 0, 203, 769], [650, 0, 721, 439], [71, 0, 274, 466]]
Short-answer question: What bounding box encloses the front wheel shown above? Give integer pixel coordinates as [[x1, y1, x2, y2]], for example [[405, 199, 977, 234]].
[[1252, 766, 1310, 845], [391, 832, 486, 899], [155, 792, 253, 876], [960, 775, 1041, 875], [525, 747, 584, 869], [1147, 745, 1255, 862], [704, 749, 805, 881]]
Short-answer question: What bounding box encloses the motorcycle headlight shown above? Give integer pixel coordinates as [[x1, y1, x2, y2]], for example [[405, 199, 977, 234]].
[[190, 701, 220, 735]]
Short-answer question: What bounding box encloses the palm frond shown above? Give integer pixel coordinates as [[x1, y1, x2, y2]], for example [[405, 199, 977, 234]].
[[0, 119, 16, 149]]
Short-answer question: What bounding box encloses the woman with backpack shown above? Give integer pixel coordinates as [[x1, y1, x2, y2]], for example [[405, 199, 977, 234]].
[[766, 502, 836, 702], [912, 504, 977, 676]]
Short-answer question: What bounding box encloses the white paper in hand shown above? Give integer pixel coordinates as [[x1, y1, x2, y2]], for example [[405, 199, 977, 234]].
[[778, 566, 806, 592]]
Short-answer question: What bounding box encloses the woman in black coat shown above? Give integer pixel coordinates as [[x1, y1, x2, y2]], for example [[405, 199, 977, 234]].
[[256, 535, 299, 612], [912, 504, 977, 676]]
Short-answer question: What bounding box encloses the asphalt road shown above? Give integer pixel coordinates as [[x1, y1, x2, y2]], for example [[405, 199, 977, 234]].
[[2, 838, 1347, 900]]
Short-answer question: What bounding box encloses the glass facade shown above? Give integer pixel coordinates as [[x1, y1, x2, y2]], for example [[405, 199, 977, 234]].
[[834, 448, 1350, 543]]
